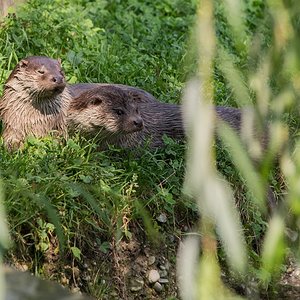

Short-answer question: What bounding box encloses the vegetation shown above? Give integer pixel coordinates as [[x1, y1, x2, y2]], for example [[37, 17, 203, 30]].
[[0, 0, 299, 299]]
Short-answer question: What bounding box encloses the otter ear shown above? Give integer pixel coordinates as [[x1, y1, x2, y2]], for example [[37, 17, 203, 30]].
[[89, 96, 102, 106], [19, 59, 28, 68]]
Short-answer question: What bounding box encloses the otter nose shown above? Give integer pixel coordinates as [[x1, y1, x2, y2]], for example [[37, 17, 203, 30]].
[[52, 75, 64, 84], [133, 117, 143, 129]]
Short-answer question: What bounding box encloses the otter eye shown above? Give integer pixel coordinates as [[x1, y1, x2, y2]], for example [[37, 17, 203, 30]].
[[114, 109, 124, 116], [37, 70, 45, 74]]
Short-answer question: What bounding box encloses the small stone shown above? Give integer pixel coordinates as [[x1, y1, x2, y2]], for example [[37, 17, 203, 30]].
[[148, 269, 160, 283], [148, 256, 156, 266], [159, 270, 168, 278], [60, 275, 69, 285], [169, 235, 175, 243], [83, 263, 88, 269], [19, 264, 28, 272], [159, 265, 166, 270], [153, 282, 163, 293], [71, 287, 81, 293], [92, 261, 97, 266], [156, 213, 167, 223], [159, 278, 169, 284], [130, 277, 144, 292], [83, 275, 91, 281]]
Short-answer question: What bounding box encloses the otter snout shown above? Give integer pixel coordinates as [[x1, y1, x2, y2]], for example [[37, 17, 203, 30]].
[[52, 75, 65, 84], [133, 117, 144, 129]]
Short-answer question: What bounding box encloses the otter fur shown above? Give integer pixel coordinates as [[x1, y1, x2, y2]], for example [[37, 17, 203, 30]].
[[67, 84, 242, 148], [67, 85, 144, 148], [0, 56, 71, 149]]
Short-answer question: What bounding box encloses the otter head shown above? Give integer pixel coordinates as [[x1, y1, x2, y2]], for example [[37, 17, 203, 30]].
[[6, 56, 66, 100], [71, 86, 144, 136]]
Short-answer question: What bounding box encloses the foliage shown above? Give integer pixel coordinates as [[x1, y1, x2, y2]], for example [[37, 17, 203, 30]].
[[0, 0, 293, 299]]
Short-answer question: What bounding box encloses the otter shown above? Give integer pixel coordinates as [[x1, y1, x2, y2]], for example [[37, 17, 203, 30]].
[[67, 85, 144, 148], [0, 56, 71, 150], [67, 84, 242, 148], [69, 83, 158, 103]]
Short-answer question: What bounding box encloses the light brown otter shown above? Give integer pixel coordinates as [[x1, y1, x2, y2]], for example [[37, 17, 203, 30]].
[[67, 85, 144, 147], [0, 56, 71, 149], [67, 84, 242, 148]]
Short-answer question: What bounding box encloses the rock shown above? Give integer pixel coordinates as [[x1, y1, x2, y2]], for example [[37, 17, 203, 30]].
[[83, 263, 88, 269], [82, 275, 91, 282], [168, 234, 175, 243], [4, 267, 91, 300], [165, 261, 171, 271], [159, 278, 169, 284], [148, 269, 160, 284], [159, 270, 168, 278], [130, 277, 144, 292], [153, 282, 163, 293], [148, 256, 156, 266], [156, 213, 167, 223]]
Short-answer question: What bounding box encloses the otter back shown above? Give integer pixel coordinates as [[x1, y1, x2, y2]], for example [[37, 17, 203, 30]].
[[69, 83, 158, 103], [0, 56, 71, 150]]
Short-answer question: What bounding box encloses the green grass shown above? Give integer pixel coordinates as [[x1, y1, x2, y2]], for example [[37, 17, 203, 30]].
[[0, 0, 278, 298]]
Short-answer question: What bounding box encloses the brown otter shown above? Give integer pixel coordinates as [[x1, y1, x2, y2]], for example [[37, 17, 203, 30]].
[[67, 84, 242, 148], [69, 83, 158, 103], [0, 56, 71, 149], [67, 85, 144, 148]]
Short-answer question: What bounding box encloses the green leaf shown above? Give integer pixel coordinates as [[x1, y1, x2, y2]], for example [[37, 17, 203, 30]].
[[71, 246, 82, 260]]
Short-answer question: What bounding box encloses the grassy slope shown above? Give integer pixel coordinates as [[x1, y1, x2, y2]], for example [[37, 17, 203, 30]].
[[0, 0, 270, 299]]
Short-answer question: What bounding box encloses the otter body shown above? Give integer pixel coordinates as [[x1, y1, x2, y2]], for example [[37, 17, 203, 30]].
[[67, 84, 242, 148], [0, 56, 71, 149]]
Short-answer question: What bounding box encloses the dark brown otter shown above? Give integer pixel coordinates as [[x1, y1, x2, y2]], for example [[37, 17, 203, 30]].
[[67, 85, 144, 147], [0, 56, 71, 149], [69, 83, 158, 103], [67, 84, 242, 148]]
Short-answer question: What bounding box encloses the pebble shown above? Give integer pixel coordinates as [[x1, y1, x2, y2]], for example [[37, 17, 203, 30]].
[[130, 277, 144, 292], [159, 270, 168, 278], [82, 275, 91, 281], [19, 264, 28, 272], [148, 269, 160, 283], [159, 265, 166, 270], [168, 235, 175, 243], [153, 282, 163, 293], [148, 256, 156, 266], [159, 278, 169, 284], [156, 213, 167, 223], [165, 261, 170, 271]]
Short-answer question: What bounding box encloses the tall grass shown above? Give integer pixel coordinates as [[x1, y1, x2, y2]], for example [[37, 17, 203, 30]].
[[178, 0, 300, 298]]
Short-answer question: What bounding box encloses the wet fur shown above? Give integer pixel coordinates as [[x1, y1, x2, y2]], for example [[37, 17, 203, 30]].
[[67, 85, 144, 147], [0, 56, 71, 149]]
